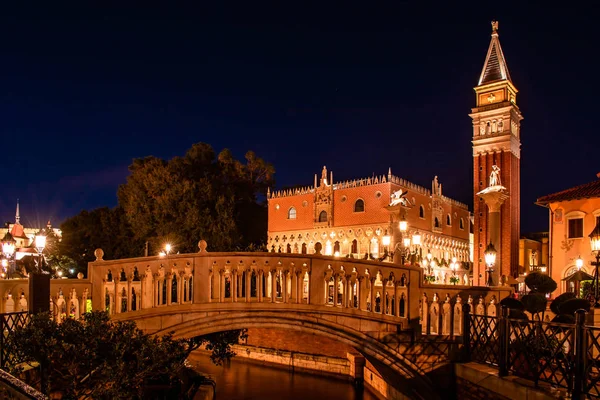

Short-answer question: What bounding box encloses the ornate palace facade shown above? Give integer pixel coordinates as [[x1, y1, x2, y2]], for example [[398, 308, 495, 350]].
[[267, 167, 471, 284]]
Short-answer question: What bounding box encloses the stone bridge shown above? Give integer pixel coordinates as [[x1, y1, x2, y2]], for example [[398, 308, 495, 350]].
[[88, 243, 512, 399]]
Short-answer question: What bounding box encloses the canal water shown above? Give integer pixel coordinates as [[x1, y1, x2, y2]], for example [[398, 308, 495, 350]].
[[190, 355, 378, 400]]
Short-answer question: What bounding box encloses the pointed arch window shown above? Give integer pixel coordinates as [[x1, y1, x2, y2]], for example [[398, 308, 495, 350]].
[[434, 217, 440, 228], [319, 210, 327, 222], [459, 218, 465, 230], [288, 207, 297, 220], [354, 199, 365, 213], [351, 239, 358, 254], [419, 205, 425, 219], [446, 214, 451, 226]]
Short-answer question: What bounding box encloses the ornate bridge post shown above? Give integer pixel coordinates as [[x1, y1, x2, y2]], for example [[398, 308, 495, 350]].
[[498, 305, 509, 377], [462, 302, 471, 362], [573, 309, 588, 399]]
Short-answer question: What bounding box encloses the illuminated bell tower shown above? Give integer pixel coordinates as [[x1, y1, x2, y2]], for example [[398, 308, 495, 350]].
[[470, 21, 523, 286]]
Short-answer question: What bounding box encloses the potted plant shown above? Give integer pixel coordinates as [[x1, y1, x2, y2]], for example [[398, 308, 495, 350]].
[[449, 276, 460, 285]]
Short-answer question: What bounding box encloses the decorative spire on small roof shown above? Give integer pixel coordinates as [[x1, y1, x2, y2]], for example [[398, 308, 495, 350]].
[[15, 199, 20, 225], [478, 20, 512, 85]]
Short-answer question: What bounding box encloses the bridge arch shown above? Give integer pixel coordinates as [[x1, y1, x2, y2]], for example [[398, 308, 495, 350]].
[[116, 307, 436, 398]]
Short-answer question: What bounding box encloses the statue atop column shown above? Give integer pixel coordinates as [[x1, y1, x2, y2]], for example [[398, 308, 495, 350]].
[[489, 165, 501, 187]]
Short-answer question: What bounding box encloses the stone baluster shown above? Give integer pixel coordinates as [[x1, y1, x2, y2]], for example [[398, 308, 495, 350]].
[[167, 275, 173, 306], [306, 271, 311, 305], [152, 274, 160, 307], [219, 270, 225, 303], [246, 269, 251, 302], [258, 270, 263, 302], [395, 282, 401, 317], [295, 271, 301, 304], [271, 270, 277, 302], [178, 272, 184, 304], [127, 278, 132, 312], [232, 270, 237, 302], [345, 275, 352, 308], [333, 273, 339, 306], [369, 277, 376, 313]]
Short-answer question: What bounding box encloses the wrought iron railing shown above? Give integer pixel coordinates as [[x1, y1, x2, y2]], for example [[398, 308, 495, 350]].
[[0, 312, 30, 368], [465, 306, 600, 398]]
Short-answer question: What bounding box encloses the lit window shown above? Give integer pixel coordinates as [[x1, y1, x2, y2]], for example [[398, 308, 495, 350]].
[[319, 211, 328, 223], [568, 218, 583, 239], [354, 199, 365, 212], [288, 207, 297, 220]]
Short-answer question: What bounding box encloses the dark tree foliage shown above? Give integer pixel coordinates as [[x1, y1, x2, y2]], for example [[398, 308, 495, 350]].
[[117, 143, 274, 253], [4, 311, 245, 398], [58, 207, 144, 274], [520, 294, 548, 319], [524, 272, 557, 294], [549, 292, 577, 315], [499, 296, 525, 311]]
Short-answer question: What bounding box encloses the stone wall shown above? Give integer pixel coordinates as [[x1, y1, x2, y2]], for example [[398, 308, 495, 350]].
[[231, 344, 350, 378], [244, 327, 353, 358]]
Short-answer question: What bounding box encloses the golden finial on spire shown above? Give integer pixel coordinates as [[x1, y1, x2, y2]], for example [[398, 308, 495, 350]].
[[491, 20, 499, 33]]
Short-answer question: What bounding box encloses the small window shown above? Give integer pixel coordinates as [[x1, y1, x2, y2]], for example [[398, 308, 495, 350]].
[[319, 210, 328, 223], [434, 217, 440, 228], [419, 205, 425, 219], [568, 218, 584, 239], [354, 199, 365, 212], [460, 218, 465, 230], [446, 214, 451, 226], [288, 207, 297, 220]]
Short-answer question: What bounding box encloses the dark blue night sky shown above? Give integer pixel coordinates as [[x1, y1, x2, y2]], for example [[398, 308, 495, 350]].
[[1, 3, 598, 234]]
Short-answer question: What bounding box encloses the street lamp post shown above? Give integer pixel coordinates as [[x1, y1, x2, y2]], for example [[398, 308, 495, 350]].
[[589, 221, 600, 307], [2, 232, 16, 278], [392, 217, 409, 264], [382, 230, 391, 261], [30, 231, 51, 315], [35, 233, 47, 272], [484, 241, 497, 287]]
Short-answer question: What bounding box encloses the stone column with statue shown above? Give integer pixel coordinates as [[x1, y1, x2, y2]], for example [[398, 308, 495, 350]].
[[476, 165, 509, 286]]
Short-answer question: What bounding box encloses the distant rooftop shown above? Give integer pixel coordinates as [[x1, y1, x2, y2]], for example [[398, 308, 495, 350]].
[[536, 173, 600, 205]]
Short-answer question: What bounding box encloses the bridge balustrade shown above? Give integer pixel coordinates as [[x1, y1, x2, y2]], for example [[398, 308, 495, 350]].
[[88, 244, 422, 323]]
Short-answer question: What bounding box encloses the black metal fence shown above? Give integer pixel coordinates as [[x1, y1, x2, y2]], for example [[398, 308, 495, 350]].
[[0, 312, 30, 368], [465, 304, 600, 399]]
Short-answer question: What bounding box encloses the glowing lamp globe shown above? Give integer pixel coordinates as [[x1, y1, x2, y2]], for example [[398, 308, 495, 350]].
[[403, 237, 411, 248], [590, 221, 600, 253], [412, 231, 421, 246], [576, 256, 584, 270], [399, 219, 408, 232], [484, 241, 497, 267], [35, 234, 46, 253], [382, 233, 391, 247], [2, 242, 15, 257], [165, 243, 172, 253]]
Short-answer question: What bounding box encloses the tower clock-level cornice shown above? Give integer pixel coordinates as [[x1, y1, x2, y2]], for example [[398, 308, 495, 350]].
[[471, 132, 521, 158]]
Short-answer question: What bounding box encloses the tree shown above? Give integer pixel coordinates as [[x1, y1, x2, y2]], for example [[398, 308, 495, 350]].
[[4, 311, 246, 398], [58, 207, 144, 274], [117, 143, 274, 253]]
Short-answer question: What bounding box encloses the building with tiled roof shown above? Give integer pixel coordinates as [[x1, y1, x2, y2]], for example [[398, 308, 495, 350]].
[[536, 173, 600, 295], [267, 166, 472, 285], [0, 201, 61, 261]]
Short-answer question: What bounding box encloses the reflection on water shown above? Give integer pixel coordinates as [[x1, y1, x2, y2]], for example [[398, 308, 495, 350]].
[[190, 354, 378, 400]]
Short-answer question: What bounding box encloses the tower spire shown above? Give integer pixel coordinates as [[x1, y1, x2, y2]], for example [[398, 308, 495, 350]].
[[478, 20, 512, 85], [15, 199, 20, 225]]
